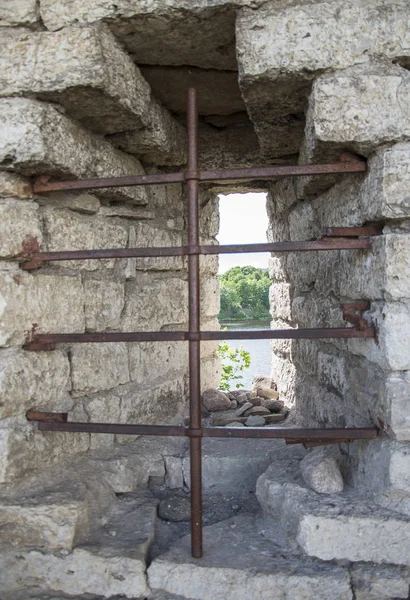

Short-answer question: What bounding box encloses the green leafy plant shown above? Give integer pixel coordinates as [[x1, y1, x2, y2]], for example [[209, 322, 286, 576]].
[[218, 266, 271, 321], [217, 340, 251, 391]]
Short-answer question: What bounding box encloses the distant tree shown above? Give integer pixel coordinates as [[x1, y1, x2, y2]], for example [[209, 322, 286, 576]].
[[218, 266, 271, 321]]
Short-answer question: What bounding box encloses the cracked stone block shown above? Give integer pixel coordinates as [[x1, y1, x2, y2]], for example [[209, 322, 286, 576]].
[[0, 199, 42, 258], [351, 564, 410, 600], [0, 348, 70, 419], [129, 341, 187, 386], [70, 343, 130, 396], [0, 493, 88, 550], [148, 515, 353, 600], [0, 24, 151, 135], [237, 0, 410, 119], [0, 271, 85, 347], [39, 191, 101, 215], [42, 207, 128, 271], [40, 1, 242, 70], [122, 276, 187, 332], [0, 420, 89, 484], [0, 97, 147, 205], [0, 0, 39, 27], [84, 280, 125, 332], [109, 102, 187, 166]]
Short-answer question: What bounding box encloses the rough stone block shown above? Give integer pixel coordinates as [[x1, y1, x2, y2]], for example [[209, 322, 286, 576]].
[[42, 207, 128, 271], [0, 271, 85, 347], [122, 277, 187, 331], [288, 201, 320, 242], [200, 355, 221, 391], [237, 1, 410, 119], [0, 97, 147, 204], [0, 199, 42, 259], [349, 302, 410, 371], [70, 343, 130, 395], [351, 564, 410, 600], [0, 24, 151, 134], [84, 280, 124, 331], [130, 222, 183, 272], [388, 372, 410, 441], [198, 122, 263, 170], [0, 172, 33, 199], [269, 283, 291, 321], [0, 0, 39, 27], [164, 456, 184, 489], [0, 494, 88, 550], [40, 191, 101, 215], [129, 341, 186, 386], [109, 102, 187, 166], [200, 277, 220, 317], [0, 348, 70, 419]]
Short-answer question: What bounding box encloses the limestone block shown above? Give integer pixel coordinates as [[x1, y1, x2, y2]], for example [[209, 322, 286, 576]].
[[201, 277, 220, 318], [122, 277, 188, 331], [200, 192, 219, 241], [0, 271, 85, 347], [0, 420, 89, 484], [130, 222, 183, 272], [40, 1, 241, 70], [288, 201, 320, 242], [198, 122, 263, 170], [84, 280, 125, 331], [270, 353, 297, 408], [70, 343, 130, 395], [109, 102, 187, 166], [39, 191, 100, 215], [300, 448, 344, 494], [317, 351, 349, 398], [0, 172, 33, 199], [0, 97, 147, 205], [201, 355, 221, 391], [237, 1, 410, 119], [141, 65, 245, 115], [0, 24, 152, 133], [297, 512, 410, 566], [0, 494, 88, 550], [388, 372, 410, 441], [351, 564, 410, 600], [164, 456, 184, 489], [303, 62, 410, 161], [0, 199, 42, 259], [129, 341, 187, 386], [349, 302, 410, 371], [0, 547, 150, 598], [42, 207, 128, 271], [269, 283, 291, 321], [0, 0, 39, 27], [0, 348, 70, 419]]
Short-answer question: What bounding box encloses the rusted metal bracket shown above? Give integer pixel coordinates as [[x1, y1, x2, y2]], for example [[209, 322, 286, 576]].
[[341, 301, 371, 331]]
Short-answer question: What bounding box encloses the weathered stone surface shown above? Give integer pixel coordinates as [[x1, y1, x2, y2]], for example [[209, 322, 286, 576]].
[[388, 372, 410, 441], [245, 415, 265, 427], [0, 98, 147, 204], [129, 222, 183, 272], [0, 171, 33, 199], [0, 348, 70, 419], [40, 191, 101, 215], [0, 494, 88, 550], [0, 199, 42, 258], [129, 341, 186, 386], [122, 277, 187, 331], [0, 0, 38, 27], [84, 279, 125, 332], [109, 102, 187, 166], [237, 1, 410, 119], [243, 406, 270, 417], [164, 456, 184, 489], [261, 399, 284, 413], [141, 65, 245, 115], [300, 449, 344, 494], [42, 207, 128, 271], [269, 283, 292, 321], [41, 1, 240, 70], [158, 494, 191, 522], [202, 388, 231, 412], [149, 515, 353, 600], [70, 343, 130, 395], [0, 24, 152, 134], [0, 271, 84, 347], [198, 122, 264, 171], [351, 564, 410, 600], [256, 386, 279, 401], [235, 402, 253, 417]]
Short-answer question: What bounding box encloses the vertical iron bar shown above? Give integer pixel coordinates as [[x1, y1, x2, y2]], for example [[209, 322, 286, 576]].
[[187, 88, 203, 558]]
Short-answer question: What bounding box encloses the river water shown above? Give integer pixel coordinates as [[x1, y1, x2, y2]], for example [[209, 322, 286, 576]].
[[219, 319, 272, 389]]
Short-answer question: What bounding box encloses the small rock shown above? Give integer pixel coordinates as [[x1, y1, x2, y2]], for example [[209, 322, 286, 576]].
[[264, 413, 287, 423], [230, 400, 238, 409], [202, 388, 231, 412], [245, 415, 266, 427], [261, 398, 284, 412], [225, 422, 245, 427], [257, 386, 280, 400], [211, 410, 246, 426], [228, 389, 252, 400], [252, 375, 277, 390], [235, 401, 253, 416], [243, 406, 271, 417], [158, 494, 191, 522], [247, 395, 262, 406], [300, 449, 344, 494]]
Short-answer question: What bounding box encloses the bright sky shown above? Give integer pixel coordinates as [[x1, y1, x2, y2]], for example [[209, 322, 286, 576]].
[[217, 192, 270, 273]]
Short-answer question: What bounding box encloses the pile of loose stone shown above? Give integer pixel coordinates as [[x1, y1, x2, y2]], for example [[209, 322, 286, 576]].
[[201, 375, 289, 428]]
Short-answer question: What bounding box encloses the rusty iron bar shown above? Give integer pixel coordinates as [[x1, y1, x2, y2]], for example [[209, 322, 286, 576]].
[[26, 410, 67, 423], [32, 416, 378, 441], [186, 88, 203, 558], [321, 226, 382, 238], [20, 237, 374, 270], [31, 160, 366, 194]]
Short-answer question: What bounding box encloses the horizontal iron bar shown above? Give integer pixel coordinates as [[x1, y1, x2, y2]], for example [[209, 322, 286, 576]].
[[29, 326, 375, 347], [32, 161, 366, 194], [35, 420, 378, 440], [21, 238, 373, 267]]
